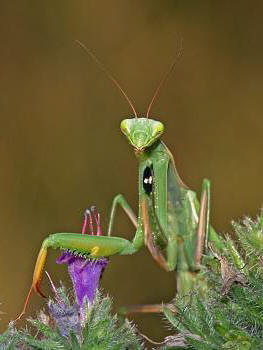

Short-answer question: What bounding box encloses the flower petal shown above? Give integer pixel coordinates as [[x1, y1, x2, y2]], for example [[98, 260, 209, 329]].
[[57, 252, 108, 320]]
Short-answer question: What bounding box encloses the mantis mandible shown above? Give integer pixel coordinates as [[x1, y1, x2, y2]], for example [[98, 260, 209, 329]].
[[17, 42, 223, 319]]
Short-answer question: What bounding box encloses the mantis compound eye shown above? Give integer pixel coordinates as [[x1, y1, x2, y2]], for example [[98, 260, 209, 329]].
[[143, 166, 153, 195]]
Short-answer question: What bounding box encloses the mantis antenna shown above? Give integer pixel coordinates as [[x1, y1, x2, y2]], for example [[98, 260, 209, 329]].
[[146, 38, 183, 119], [76, 40, 138, 118]]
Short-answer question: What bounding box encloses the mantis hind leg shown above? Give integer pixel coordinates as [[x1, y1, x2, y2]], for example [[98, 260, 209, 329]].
[[177, 179, 211, 295], [194, 178, 210, 268], [118, 302, 176, 319], [107, 194, 137, 236], [185, 178, 222, 268]]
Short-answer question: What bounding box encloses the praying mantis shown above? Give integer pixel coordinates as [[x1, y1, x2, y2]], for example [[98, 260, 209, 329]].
[[17, 42, 223, 319]]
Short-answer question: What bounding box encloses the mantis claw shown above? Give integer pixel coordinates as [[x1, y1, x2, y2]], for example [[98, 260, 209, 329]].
[[34, 281, 47, 298]]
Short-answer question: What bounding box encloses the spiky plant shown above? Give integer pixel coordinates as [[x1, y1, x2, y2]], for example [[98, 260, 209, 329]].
[[0, 285, 143, 350], [161, 212, 263, 350]]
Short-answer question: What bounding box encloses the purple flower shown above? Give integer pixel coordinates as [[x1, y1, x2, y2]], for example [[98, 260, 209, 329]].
[[45, 271, 81, 336], [57, 253, 108, 318], [56, 207, 108, 320], [48, 297, 80, 336]]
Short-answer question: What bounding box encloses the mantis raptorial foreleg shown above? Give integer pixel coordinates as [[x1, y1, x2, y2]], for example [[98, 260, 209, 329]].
[[116, 184, 211, 318], [141, 197, 170, 272], [113, 181, 211, 318], [142, 179, 210, 274]]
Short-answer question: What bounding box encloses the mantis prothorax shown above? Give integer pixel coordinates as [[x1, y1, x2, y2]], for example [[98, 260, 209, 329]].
[[16, 42, 223, 320]]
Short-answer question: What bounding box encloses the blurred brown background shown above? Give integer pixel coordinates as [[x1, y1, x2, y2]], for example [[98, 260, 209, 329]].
[[0, 0, 263, 341]]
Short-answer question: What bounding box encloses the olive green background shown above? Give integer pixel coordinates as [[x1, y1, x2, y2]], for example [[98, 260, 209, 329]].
[[0, 1, 263, 341]]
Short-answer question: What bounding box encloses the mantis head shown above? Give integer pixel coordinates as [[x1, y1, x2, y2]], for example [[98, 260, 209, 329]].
[[120, 118, 164, 152], [76, 41, 180, 152]]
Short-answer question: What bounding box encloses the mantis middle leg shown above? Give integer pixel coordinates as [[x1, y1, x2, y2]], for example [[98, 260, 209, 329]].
[[107, 194, 138, 235]]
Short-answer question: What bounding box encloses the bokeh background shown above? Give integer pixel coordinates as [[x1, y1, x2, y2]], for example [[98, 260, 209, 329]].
[[0, 0, 263, 341]]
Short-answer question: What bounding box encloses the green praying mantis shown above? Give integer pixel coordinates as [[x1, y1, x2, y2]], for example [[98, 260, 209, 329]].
[[17, 43, 223, 320]]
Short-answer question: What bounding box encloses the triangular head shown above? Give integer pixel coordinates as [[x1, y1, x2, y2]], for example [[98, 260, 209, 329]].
[[120, 117, 164, 152]]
